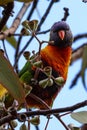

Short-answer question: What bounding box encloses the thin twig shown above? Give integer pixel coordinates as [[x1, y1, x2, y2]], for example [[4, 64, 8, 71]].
[[37, 0, 56, 31], [27, 0, 38, 20], [35, 126, 40, 130], [14, 36, 22, 73], [56, 115, 69, 130], [61, 7, 69, 21], [36, 29, 50, 35], [33, 32, 42, 54], [69, 70, 81, 89], [60, 111, 72, 117], [44, 117, 50, 130]]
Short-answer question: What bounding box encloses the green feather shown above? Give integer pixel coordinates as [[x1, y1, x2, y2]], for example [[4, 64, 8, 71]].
[[20, 71, 33, 84], [19, 61, 33, 84]]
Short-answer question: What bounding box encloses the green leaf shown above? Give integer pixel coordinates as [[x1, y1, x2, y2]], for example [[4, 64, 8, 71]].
[[81, 45, 87, 89], [19, 61, 33, 85], [71, 111, 87, 124], [0, 0, 13, 6], [20, 71, 33, 84], [16, 0, 33, 3], [3, 26, 17, 49], [0, 51, 25, 104], [19, 61, 32, 77], [6, 36, 17, 49]]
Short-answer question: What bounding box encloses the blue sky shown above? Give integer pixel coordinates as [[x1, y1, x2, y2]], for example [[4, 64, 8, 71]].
[[0, 0, 87, 129]]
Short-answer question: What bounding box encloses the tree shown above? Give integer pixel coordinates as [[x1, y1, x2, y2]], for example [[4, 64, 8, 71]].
[[0, 0, 87, 130]]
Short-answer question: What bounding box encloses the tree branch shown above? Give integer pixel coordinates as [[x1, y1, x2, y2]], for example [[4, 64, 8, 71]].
[[0, 100, 87, 126], [74, 33, 87, 43], [0, 3, 30, 40]]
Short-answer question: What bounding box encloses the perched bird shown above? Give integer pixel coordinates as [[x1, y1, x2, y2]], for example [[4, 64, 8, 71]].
[[0, 21, 73, 109], [22, 21, 73, 108]]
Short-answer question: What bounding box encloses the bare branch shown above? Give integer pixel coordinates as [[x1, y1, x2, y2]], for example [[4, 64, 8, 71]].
[[0, 100, 87, 126], [0, 3, 30, 40], [61, 7, 69, 21]]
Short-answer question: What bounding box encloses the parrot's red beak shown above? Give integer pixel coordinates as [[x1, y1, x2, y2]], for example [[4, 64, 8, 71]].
[[58, 30, 65, 40]]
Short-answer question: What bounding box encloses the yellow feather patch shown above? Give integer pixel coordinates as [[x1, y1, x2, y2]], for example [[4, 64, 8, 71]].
[[0, 84, 7, 99]]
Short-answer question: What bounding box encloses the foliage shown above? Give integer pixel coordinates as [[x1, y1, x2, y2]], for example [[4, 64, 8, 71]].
[[0, 0, 33, 6], [0, 50, 25, 104]]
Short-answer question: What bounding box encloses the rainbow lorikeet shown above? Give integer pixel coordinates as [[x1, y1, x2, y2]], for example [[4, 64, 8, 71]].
[[0, 21, 73, 109], [19, 21, 73, 108]]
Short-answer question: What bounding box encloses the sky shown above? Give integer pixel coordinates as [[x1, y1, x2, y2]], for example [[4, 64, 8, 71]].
[[0, 0, 87, 130]]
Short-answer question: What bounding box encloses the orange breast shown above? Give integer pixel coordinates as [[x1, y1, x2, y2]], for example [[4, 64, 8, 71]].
[[40, 45, 72, 80]]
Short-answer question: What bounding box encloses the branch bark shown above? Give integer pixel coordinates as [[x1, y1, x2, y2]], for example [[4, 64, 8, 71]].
[[0, 100, 87, 126], [0, 3, 30, 40]]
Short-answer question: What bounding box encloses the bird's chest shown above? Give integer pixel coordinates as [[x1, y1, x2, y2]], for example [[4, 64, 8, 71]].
[[41, 46, 72, 80]]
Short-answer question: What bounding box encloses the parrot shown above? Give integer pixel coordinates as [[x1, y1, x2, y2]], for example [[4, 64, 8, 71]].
[[0, 21, 73, 109], [19, 21, 73, 109]]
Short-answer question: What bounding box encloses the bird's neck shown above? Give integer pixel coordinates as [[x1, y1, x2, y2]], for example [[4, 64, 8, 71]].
[[40, 45, 72, 80]]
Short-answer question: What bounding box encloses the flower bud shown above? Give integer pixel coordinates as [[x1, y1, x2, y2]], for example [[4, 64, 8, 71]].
[[39, 78, 49, 88], [11, 120, 18, 128], [55, 77, 65, 86], [44, 66, 52, 76], [29, 116, 40, 126], [20, 123, 28, 130], [21, 28, 30, 36], [48, 78, 53, 87], [23, 51, 30, 60], [33, 60, 43, 68]]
